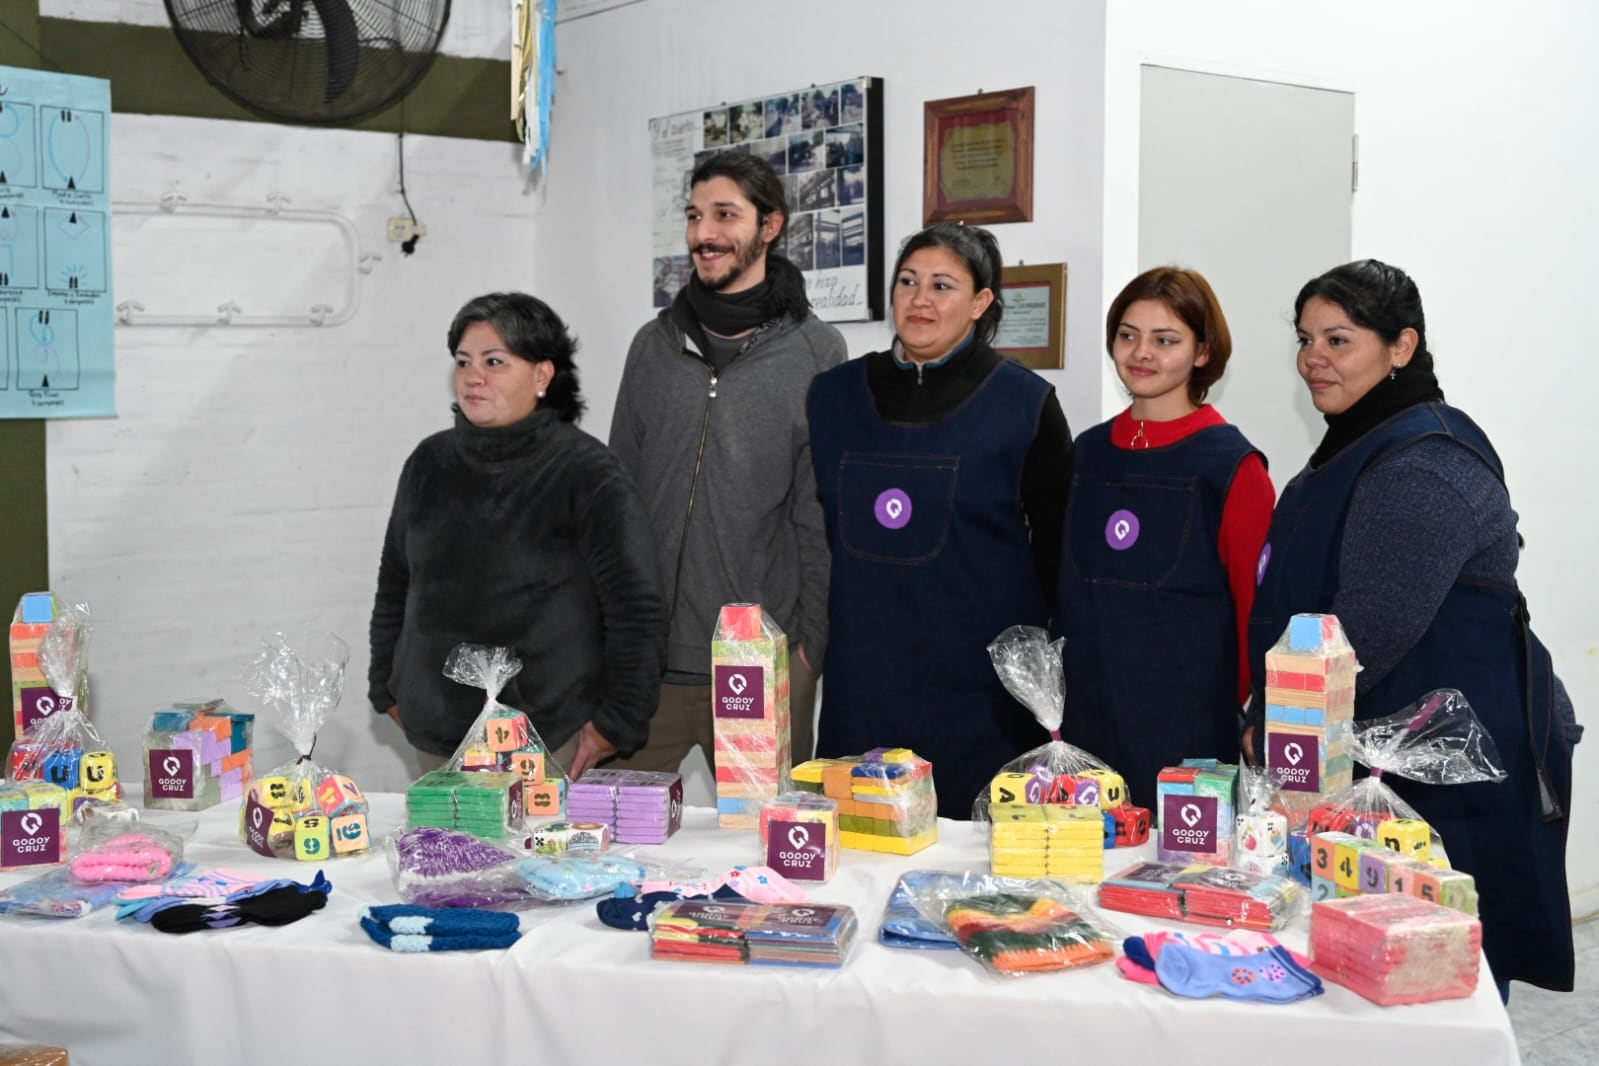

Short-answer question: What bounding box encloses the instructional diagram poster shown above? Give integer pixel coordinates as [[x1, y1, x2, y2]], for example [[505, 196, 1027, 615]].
[[0, 66, 115, 419], [649, 77, 884, 323]]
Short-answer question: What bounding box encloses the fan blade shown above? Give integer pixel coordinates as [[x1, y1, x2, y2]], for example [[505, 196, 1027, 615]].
[[235, 0, 307, 40], [309, 0, 361, 104]]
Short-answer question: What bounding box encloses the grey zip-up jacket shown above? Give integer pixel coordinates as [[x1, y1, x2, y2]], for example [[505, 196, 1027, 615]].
[[610, 308, 847, 681]]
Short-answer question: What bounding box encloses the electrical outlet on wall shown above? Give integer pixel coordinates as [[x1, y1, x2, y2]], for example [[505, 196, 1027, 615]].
[[387, 218, 427, 243]]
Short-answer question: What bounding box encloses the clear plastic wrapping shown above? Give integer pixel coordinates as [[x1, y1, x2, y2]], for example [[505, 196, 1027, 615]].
[[878, 870, 963, 950], [1309, 893, 1481, 1005], [0, 780, 70, 870], [757, 791, 838, 882], [566, 768, 684, 844], [6, 604, 122, 818], [238, 632, 371, 860], [1232, 766, 1291, 876], [648, 899, 859, 968], [1097, 860, 1304, 931], [67, 818, 191, 882], [1306, 689, 1505, 863], [1262, 614, 1360, 816], [385, 825, 662, 908], [906, 871, 1120, 975], [1156, 759, 1239, 865], [791, 749, 937, 855], [439, 644, 564, 817], [710, 604, 793, 829], [144, 700, 255, 811], [972, 628, 1147, 852]]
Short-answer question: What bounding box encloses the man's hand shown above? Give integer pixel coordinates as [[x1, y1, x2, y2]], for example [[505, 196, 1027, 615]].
[[386, 705, 402, 727], [796, 644, 818, 680], [1241, 725, 1259, 766], [568, 722, 617, 780]]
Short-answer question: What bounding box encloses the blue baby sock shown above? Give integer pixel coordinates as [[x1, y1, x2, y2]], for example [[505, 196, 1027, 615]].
[[363, 904, 519, 937], [1154, 943, 1322, 1003], [360, 905, 522, 952]]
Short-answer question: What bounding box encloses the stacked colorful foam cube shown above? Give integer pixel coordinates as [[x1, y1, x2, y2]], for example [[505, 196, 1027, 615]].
[[565, 768, 683, 844], [1309, 829, 1476, 914], [1156, 759, 1237, 864], [1310, 894, 1481, 1005], [711, 603, 792, 829], [10, 593, 80, 739], [0, 780, 70, 870], [1263, 614, 1357, 815], [759, 791, 838, 882], [990, 803, 1104, 881], [791, 748, 936, 855], [143, 701, 255, 811], [455, 709, 564, 817], [242, 767, 372, 859]]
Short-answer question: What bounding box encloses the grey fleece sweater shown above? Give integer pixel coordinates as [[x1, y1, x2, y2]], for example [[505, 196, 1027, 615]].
[[1332, 436, 1579, 737], [610, 310, 847, 681]]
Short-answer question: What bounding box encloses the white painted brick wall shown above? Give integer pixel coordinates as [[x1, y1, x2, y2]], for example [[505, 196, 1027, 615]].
[[46, 114, 538, 791]]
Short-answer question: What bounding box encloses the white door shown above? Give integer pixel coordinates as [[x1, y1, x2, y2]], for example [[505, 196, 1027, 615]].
[[1138, 65, 1355, 480]]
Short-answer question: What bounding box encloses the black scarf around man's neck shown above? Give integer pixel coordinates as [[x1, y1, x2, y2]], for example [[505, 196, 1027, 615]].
[[672, 253, 810, 350], [1310, 355, 1445, 469]]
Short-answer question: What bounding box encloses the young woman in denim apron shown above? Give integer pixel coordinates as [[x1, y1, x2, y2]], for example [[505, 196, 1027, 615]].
[[1056, 268, 1273, 807]]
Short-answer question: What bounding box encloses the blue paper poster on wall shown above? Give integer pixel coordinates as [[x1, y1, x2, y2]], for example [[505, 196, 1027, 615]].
[[0, 65, 115, 419]]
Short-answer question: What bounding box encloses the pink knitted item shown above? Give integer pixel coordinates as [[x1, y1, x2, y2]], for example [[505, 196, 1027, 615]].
[[69, 833, 176, 883]]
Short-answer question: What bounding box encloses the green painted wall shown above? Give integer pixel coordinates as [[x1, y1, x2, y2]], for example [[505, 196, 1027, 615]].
[[0, 6, 512, 750]]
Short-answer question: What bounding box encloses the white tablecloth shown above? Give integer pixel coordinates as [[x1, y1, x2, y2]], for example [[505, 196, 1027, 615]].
[[0, 790, 1520, 1066]]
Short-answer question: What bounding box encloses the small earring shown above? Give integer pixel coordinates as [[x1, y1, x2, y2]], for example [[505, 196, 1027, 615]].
[[537, 389, 547, 398], [1388, 366, 1398, 380]]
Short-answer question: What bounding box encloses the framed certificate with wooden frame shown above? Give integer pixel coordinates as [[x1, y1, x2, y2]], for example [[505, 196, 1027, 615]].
[[922, 86, 1035, 225], [992, 262, 1066, 370]]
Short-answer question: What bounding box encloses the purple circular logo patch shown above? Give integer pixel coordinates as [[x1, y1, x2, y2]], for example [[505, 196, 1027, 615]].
[[874, 489, 913, 529], [1105, 509, 1140, 551], [1256, 543, 1272, 586]]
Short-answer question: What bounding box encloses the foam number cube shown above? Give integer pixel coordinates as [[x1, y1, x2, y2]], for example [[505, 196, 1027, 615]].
[[1410, 866, 1445, 906], [257, 775, 292, 809], [1311, 875, 1337, 902], [330, 812, 369, 855], [1111, 804, 1151, 847], [1359, 847, 1405, 894], [291, 776, 317, 812], [990, 772, 1033, 806], [1070, 777, 1102, 807], [1435, 870, 1478, 915], [461, 744, 500, 769], [525, 782, 561, 816], [486, 715, 531, 753], [293, 815, 331, 861], [1080, 769, 1126, 809], [1333, 837, 1378, 893], [79, 750, 117, 794], [314, 775, 361, 816], [1388, 858, 1429, 898], [1308, 802, 1359, 836], [1377, 817, 1433, 862], [1311, 831, 1351, 881], [506, 750, 545, 786]]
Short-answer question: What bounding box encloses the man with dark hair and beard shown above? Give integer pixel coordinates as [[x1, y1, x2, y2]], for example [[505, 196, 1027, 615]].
[[609, 153, 846, 777]]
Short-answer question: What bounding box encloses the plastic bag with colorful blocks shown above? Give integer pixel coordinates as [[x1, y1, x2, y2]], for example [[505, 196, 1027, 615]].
[[1231, 765, 1291, 877], [710, 604, 792, 829], [972, 628, 1145, 847], [905, 871, 1120, 976], [237, 631, 372, 861], [1307, 688, 1506, 866], [790, 749, 936, 855], [11, 592, 91, 737], [439, 644, 564, 818], [7, 604, 122, 824]]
